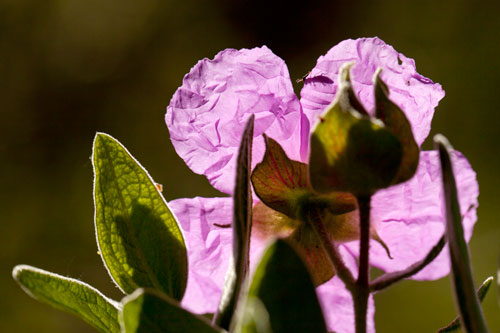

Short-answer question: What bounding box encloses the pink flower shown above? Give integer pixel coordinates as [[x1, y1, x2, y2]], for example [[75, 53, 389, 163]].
[[165, 38, 478, 332]]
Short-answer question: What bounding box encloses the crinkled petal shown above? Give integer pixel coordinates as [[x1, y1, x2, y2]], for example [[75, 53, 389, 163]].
[[317, 246, 375, 333], [344, 150, 478, 280], [166, 47, 308, 194], [169, 197, 233, 314], [169, 196, 267, 314], [300, 37, 445, 145]]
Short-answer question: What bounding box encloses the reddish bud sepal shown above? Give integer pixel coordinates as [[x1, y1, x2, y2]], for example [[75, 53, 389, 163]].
[[252, 135, 357, 220], [251, 135, 392, 285]]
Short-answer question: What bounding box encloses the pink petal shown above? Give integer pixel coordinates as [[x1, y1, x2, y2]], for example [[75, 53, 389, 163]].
[[166, 47, 308, 194], [317, 246, 376, 333], [169, 196, 267, 314], [169, 197, 233, 314], [300, 37, 445, 145], [344, 150, 478, 280]]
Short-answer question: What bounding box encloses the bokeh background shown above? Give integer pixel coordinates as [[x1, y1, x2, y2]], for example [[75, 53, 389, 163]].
[[2, 0, 499, 332]]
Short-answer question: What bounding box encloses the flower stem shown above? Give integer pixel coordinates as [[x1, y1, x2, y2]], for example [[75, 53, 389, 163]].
[[354, 195, 371, 333], [308, 211, 356, 292], [370, 235, 446, 292]]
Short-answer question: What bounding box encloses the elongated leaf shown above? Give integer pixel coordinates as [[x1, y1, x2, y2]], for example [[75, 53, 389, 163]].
[[247, 239, 327, 333], [439, 276, 493, 332], [13, 265, 120, 333], [121, 289, 223, 333], [309, 62, 402, 196], [92, 133, 187, 300], [374, 69, 419, 184], [434, 134, 488, 333], [214, 115, 254, 329]]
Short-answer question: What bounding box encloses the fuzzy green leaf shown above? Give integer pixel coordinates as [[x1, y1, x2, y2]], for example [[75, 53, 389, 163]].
[[121, 289, 223, 333], [92, 133, 187, 300], [435, 134, 488, 333], [214, 116, 254, 330], [13, 265, 120, 333], [309, 62, 402, 196], [247, 239, 327, 333]]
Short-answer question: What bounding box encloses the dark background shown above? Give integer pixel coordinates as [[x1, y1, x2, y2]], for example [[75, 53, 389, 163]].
[[2, 1, 499, 331]]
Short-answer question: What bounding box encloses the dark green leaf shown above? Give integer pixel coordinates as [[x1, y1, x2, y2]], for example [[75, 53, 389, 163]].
[[434, 134, 488, 333], [374, 69, 419, 184], [92, 133, 187, 300], [214, 116, 254, 330], [309, 62, 402, 196], [13, 265, 120, 333], [247, 239, 327, 333], [438, 276, 493, 332], [121, 289, 223, 333]]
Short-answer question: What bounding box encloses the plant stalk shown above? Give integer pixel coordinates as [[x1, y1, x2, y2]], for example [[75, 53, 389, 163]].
[[354, 195, 371, 333], [308, 210, 356, 292]]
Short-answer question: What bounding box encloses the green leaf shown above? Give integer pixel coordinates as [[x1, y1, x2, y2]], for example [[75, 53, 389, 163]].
[[13, 265, 120, 333], [214, 116, 254, 330], [121, 289, 223, 333], [434, 134, 489, 333], [374, 69, 419, 184], [92, 133, 187, 300], [309, 62, 402, 196], [247, 239, 327, 333], [234, 296, 272, 333], [438, 276, 493, 332]]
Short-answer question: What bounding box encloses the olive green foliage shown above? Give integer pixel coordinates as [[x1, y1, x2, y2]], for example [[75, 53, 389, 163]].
[[13, 265, 120, 333], [92, 133, 188, 300]]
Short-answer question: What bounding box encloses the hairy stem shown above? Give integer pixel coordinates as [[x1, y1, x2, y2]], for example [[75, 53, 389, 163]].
[[370, 235, 446, 291], [308, 211, 356, 292], [354, 195, 371, 333]]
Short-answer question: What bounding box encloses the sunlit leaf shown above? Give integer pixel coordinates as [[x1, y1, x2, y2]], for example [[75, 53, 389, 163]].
[[309, 62, 402, 196], [13, 265, 120, 333], [234, 296, 272, 333], [121, 289, 223, 333], [214, 116, 254, 330], [247, 239, 327, 333], [435, 134, 488, 333], [92, 133, 187, 300]]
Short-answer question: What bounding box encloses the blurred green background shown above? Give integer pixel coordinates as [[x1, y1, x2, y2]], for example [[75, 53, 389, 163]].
[[2, 0, 499, 331]]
